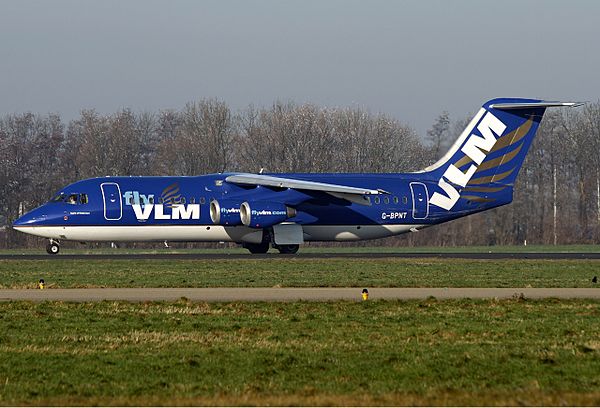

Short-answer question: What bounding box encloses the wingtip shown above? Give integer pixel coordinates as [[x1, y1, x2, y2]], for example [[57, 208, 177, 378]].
[[553, 101, 586, 108]]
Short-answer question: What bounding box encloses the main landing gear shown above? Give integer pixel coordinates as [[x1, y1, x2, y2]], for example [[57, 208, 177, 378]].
[[273, 244, 300, 254], [243, 242, 270, 254], [243, 229, 301, 254], [242, 242, 300, 254], [46, 239, 60, 255]]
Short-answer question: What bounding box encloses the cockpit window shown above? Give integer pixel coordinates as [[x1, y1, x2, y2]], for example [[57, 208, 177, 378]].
[[50, 192, 89, 204], [50, 193, 65, 202]]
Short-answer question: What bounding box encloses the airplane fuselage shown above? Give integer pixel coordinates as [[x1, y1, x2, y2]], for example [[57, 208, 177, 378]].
[[14, 172, 477, 243]]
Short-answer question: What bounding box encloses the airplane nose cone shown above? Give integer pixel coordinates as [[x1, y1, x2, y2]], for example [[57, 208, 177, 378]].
[[12, 208, 47, 229], [12, 213, 32, 229]]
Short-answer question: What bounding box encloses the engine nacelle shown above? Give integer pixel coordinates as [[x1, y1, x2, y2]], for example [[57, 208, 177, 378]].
[[210, 199, 243, 225], [240, 201, 297, 228]]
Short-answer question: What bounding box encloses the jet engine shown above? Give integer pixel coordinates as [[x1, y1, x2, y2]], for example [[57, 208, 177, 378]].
[[209, 199, 243, 225], [240, 201, 297, 228]]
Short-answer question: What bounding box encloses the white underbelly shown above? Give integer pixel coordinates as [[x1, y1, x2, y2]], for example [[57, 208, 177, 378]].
[[302, 224, 422, 241], [14, 223, 423, 243], [13, 225, 264, 244]]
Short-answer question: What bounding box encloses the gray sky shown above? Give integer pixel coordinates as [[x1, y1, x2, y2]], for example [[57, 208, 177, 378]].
[[1, 0, 598, 135]]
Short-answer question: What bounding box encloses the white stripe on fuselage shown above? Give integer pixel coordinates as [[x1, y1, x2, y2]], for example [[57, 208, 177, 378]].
[[13, 224, 425, 243]]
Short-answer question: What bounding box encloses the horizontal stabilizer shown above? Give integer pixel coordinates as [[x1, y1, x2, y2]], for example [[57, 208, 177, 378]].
[[489, 101, 584, 110]]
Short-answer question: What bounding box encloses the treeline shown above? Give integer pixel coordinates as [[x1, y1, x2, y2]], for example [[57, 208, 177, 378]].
[[1, 99, 599, 248]]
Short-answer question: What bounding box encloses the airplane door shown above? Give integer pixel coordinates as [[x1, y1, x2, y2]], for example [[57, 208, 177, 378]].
[[101, 182, 122, 221], [409, 182, 429, 220]]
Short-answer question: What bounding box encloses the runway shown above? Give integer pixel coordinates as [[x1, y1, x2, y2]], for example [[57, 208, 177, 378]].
[[1, 252, 600, 260], [1, 287, 599, 302]]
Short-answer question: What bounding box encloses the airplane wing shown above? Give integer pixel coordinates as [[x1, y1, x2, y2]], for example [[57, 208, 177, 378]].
[[224, 173, 389, 206]]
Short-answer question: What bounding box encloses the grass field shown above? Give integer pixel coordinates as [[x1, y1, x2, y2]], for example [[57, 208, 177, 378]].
[[1, 258, 599, 289], [0, 299, 599, 406], [1, 251, 599, 406], [1, 243, 600, 255]]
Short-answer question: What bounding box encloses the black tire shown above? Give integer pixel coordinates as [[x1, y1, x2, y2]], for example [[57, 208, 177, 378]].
[[46, 243, 60, 255], [244, 242, 270, 254], [276, 244, 299, 254]]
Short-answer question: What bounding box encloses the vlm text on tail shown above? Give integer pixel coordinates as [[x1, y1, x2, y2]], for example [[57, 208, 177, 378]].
[[418, 98, 582, 215]]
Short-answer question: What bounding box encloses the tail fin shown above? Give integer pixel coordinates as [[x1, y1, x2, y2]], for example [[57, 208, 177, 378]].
[[420, 98, 582, 211]]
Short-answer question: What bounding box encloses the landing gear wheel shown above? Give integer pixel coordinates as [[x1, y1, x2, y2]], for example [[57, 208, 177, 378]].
[[276, 244, 299, 254], [244, 242, 270, 254], [46, 242, 60, 255]]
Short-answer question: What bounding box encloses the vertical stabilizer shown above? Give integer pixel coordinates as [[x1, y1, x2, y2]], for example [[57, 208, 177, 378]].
[[419, 98, 581, 212]]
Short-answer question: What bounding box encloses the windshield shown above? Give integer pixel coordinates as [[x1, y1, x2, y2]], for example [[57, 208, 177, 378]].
[[49, 192, 89, 204], [50, 193, 65, 203]]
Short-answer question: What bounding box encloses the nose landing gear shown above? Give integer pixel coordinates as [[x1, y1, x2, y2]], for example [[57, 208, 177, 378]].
[[46, 240, 60, 255]]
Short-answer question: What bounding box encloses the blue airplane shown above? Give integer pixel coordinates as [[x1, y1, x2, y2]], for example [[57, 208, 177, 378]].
[[13, 98, 581, 254]]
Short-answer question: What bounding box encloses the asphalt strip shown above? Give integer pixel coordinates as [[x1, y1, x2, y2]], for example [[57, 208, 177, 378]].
[[1, 288, 600, 302], [2, 252, 600, 260]]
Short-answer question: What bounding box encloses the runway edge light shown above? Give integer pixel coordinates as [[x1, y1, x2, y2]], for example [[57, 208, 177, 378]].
[[362, 288, 369, 301]]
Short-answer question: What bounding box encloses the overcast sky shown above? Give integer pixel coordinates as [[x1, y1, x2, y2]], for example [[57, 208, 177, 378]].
[[1, 0, 598, 135]]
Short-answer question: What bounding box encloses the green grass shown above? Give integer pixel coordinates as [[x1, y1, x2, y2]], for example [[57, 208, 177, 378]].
[[0, 299, 599, 406], [1, 243, 599, 255], [1, 258, 600, 289]]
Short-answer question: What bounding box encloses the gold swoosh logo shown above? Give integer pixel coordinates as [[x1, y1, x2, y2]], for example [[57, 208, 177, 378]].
[[161, 182, 179, 197], [489, 117, 533, 153], [454, 117, 533, 169], [161, 182, 182, 208], [462, 186, 507, 193], [461, 195, 496, 203], [474, 143, 523, 174], [468, 167, 515, 185]]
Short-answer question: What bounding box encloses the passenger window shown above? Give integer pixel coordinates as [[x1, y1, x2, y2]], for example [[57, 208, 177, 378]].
[[402, 196, 408, 204], [384, 197, 390, 205], [374, 197, 380, 205], [129, 196, 134, 205], [180, 197, 186, 204], [200, 197, 206, 204], [158, 197, 164, 204], [393, 197, 399, 204], [66, 194, 78, 205], [190, 197, 196, 204], [80, 194, 88, 204], [149, 197, 154, 204]]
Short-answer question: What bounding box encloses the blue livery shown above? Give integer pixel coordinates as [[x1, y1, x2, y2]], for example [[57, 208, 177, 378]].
[[13, 98, 581, 254]]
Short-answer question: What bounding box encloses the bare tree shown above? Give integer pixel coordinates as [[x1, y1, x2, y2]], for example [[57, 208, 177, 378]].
[[426, 111, 450, 159]]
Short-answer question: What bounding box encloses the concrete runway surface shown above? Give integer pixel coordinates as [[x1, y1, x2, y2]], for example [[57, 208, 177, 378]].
[[1, 287, 599, 302], [1, 252, 600, 260]]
